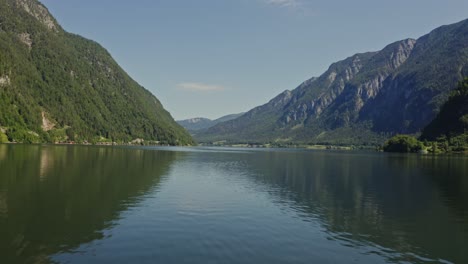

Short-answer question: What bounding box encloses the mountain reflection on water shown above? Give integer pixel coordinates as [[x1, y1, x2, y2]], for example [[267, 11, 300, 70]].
[[0, 145, 467, 263], [0, 145, 180, 263], [237, 150, 468, 263]]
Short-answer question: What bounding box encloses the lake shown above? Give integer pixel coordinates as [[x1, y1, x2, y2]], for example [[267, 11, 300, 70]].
[[0, 145, 467, 263]]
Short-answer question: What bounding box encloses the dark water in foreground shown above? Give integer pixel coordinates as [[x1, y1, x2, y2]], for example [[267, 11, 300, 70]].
[[0, 145, 467, 263]]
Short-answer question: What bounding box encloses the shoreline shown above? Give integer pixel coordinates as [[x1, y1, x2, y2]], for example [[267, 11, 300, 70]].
[[1, 142, 467, 155]]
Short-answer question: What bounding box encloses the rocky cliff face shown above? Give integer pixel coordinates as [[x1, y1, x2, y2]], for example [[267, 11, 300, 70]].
[[361, 19, 468, 134], [15, 0, 59, 31], [318, 39, 417, 129], [281, 52, 375, 126], [198, 19, 468, 145]]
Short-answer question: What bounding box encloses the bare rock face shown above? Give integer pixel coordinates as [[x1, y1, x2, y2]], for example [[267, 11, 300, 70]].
[[280, 52, 374, 125], [0, 75, 11, 86], [274, 39, 418, 129], [318, 39, 418, 128], [18, 32, 32, 49], [186, 118, 210, 124], [271, 90, 293, 108], [199, 19, 468, 145], [41, 112, 55, 131], [15, 0, 58, 32], [390, 39, 416, 68]]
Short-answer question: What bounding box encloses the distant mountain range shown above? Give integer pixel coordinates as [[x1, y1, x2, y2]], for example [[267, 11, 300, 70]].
[[1, 0, 466, 147], [0, 0, 192, 145], [197, 19, 468, 145], [177, 113, 244, 132]]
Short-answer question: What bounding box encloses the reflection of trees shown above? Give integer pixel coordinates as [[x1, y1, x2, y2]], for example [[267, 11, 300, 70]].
[[0, 145, 6, 161], [242, 151, 468, 263], [421, 155, 468, 212], [0, 145, 181, 263]]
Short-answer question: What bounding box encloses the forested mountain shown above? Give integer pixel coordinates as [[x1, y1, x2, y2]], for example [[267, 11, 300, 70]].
[[421, 78, 468, 141], [177, 113, 244, 132], [198, 19, 468, 145], [0, 0, 193, 144]]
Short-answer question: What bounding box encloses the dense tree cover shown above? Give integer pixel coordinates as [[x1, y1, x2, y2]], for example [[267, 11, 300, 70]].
[[383, 135, 423, 153], [0, 0, 193, 145], [420, 78, 468, 153], [0, 131, 8, 143], [421, 78, 468, 141], [384, 78, 468, 153]]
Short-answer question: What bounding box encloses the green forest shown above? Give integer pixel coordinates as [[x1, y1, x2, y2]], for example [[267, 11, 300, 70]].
[[0, 0, 193, 145], [384, 78, 468, 153]]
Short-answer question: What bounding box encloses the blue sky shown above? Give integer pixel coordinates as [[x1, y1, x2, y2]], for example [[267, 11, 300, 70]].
[[41, 0, 468, 120]]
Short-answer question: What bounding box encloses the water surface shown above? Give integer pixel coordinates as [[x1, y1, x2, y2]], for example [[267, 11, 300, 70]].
[[0, 145, 467, 263]]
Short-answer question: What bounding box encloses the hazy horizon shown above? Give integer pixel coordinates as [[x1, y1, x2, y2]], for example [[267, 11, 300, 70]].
[[41, 0, 468, 120]]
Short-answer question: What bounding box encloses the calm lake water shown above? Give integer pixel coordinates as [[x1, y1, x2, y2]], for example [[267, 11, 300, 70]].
[[0, 145, 467, 264]]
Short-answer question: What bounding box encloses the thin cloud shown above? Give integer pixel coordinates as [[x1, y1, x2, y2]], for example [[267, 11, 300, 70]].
[[178, 82, 226, 92], [264, 0, 300, 7], [261, 0, 316, 16]]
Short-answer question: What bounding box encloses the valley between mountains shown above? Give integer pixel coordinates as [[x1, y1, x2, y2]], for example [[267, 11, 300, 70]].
[[0, 0, 467, 149]]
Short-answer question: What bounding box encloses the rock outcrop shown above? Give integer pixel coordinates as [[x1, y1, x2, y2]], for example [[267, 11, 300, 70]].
[[198, 19, 468, 145]]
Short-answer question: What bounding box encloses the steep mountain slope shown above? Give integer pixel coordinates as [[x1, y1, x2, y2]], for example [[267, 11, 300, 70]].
[[177, 113, 244, 132], [360, 20, 468, 133], [199, 19, 468, 145], [420, 78, 468, 141], [0, 0, 193, 144]]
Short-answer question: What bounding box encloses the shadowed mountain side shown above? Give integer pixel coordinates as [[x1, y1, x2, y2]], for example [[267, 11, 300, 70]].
[[420, 78, 468, 141], [0, 145, 183, 263]]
